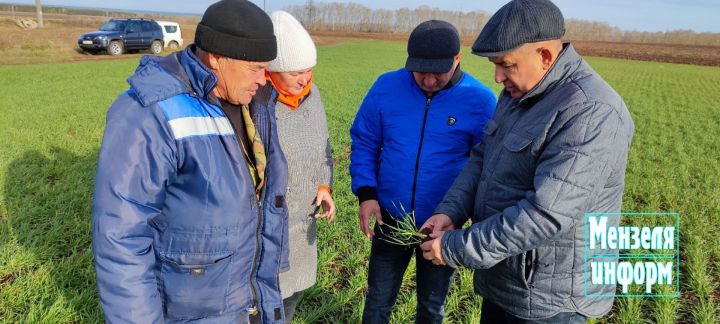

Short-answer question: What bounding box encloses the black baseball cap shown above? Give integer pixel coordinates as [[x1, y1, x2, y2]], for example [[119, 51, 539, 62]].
[[405, 20, 460, 73]]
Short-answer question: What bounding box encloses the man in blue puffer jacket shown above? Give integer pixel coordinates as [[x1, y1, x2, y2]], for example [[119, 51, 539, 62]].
[[91, 1, 290, 323], [349, 20, 497, 324]]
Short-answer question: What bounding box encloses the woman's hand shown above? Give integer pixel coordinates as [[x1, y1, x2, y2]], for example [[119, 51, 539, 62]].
[[314, 188, 337, 223]]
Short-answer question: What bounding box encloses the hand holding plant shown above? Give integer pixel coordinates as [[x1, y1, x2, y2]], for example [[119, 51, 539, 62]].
[[378, 204, 432, 246]]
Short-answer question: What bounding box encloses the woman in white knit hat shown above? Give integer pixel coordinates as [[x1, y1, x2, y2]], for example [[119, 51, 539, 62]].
[[251, 10, 336, 323]]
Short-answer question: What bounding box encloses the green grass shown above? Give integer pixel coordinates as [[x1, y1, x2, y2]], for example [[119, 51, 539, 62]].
[[1, 40, 719, 323]]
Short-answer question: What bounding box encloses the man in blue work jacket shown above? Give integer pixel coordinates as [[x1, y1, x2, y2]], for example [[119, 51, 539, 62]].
[[91, 1, 290, 322]]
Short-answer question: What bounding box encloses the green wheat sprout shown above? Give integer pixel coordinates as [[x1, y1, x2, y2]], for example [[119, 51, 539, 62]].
[[378, 203, 429, 246]]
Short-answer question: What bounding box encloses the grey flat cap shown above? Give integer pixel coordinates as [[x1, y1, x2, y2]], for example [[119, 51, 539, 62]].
[[472, 0, 565, 57]]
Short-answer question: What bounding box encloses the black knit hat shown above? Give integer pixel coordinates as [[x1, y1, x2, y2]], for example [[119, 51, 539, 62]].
[[195, 0, 277, 61], [405, 20, 460, 73], [472, 0, 565, 57]]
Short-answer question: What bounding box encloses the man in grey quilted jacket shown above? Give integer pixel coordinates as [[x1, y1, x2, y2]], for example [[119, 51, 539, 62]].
[[419, 0, 634, 323]]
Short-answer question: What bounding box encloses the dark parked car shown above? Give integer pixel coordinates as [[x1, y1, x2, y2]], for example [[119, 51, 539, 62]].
[[78, 18, 164, 56]]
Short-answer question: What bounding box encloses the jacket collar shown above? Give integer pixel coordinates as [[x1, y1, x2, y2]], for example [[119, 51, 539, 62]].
[[517, 43, 582, 108], [251, 83, 280, 112], [126, 45, 218, 107], [443, 64, 464, 91], [179, 45, 218, 99], [407, 64, 465, 99]]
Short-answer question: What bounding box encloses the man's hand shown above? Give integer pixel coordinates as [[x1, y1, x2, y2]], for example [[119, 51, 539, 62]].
[[420, 231, 446, 266], [419, 213, 455, 265], [359, 199, 383, 238], [419, 213, 455, 233], [314, 189, 337, 223]]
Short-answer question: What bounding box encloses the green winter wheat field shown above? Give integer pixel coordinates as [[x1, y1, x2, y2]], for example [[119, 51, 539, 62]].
[[1, 39, 719, 323]]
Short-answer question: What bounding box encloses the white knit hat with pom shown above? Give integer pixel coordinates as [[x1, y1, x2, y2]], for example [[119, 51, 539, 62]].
[[268, 11, 317, 72]]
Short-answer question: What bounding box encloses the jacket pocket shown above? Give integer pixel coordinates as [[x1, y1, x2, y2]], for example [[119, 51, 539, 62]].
[[502, 132, 532, 152], [483, 119, 498, 136], [522, 249, 536, 288], [496, 132, 535, 187], [159, 250, 234, 320]]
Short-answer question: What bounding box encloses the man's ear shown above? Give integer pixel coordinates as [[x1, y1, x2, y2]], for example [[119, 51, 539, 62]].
[[454, 51, 462, 62], [539, 47, 554, 70], [206, 52, 221, 70]]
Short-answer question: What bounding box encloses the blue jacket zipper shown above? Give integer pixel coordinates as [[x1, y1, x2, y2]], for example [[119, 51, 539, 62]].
[[410, 97, 432, 212]]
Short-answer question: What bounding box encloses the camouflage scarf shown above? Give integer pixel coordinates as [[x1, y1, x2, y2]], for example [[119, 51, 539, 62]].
[[241, 104, 266, 195]]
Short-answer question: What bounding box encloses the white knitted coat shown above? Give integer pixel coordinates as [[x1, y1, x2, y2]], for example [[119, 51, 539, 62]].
[[276, 83, 333, 298]]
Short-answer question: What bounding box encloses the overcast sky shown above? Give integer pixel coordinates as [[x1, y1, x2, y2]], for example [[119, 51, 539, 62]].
[[11, 0, 720, 33]]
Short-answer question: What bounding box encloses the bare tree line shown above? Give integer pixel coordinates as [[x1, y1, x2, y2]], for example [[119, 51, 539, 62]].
[[285, 1, 720, 46], [285, 1, 489, 36]]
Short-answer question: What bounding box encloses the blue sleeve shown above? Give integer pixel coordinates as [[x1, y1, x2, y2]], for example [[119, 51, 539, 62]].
[[91, 92, 177, 323], [349, 81, 383, 194], [471, 88, 498, 146]]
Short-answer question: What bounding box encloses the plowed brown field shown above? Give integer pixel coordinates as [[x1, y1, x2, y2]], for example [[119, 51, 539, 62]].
[[1, 15, 718, 67]]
